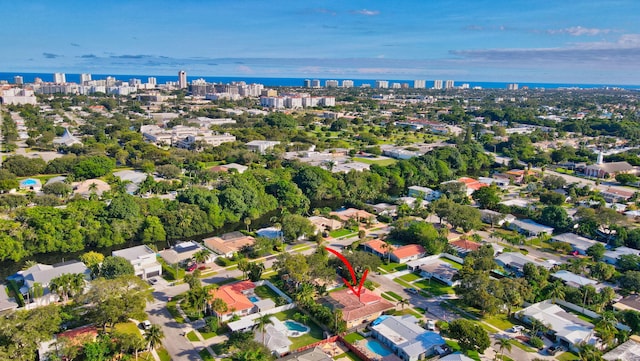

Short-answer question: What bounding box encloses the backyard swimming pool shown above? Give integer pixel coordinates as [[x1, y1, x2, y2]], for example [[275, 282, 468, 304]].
[[365, 340, 392, 357], [248, 296, 259, 303], [283, 320, 310, 336]]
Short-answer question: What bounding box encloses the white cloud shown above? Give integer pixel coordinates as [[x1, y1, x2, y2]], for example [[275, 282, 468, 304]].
[[547, 26, 612, 36], [351, 9, 380, 16]]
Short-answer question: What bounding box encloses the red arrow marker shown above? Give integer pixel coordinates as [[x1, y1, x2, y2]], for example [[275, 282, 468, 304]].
[[325, 247, 369, 298]]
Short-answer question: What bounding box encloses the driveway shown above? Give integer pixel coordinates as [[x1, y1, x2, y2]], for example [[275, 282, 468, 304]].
[[146, 300, 201, 361]]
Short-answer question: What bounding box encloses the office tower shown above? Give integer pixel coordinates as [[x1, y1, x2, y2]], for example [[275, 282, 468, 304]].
[[106, 76, 116, 87], [445, 80, 455, 89], [178, 70, 187, 89], [148, 77, 157, 86], [311, 79, 321, 88], [433, 80, 443, 89], [80, 73, 92, 84], [13, 76, 23, 85], [391, 83, 401, 89], [325, 80, 339, 88], [34, 77, 42, 84], [460, 83, 470, 89], [53, 73, 66, 84], [413, 80, 426, 89], [341, 80, 354, 88], [508, 83, 519, 90], [401, 83, 409, 89], [375, 80, 389, 89], [129, 78, 142, 86], [303, 79, 311, 88]]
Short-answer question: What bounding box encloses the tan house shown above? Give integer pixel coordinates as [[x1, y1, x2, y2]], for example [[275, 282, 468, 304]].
[[326, 288, 394, 329], [307, 216, 342, 234], [204, 231, 255, 258], [330, 208, 376, 224]]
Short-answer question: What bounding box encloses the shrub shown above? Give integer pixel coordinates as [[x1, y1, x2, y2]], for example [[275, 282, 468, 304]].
[[529, 336, 544, 349]]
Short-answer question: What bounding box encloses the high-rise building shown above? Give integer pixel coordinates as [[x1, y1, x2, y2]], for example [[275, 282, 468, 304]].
[[34, 77, 42, 84], [13, 76, 23, 85], [148, 77, 157, 86], [445, 80, 455, 89], [341, 80, 354, 88], [311, 79, 321, 88], [391, 83, 401, 89], [413, 80, 426, 89], [178, 70, 187, 89], [325, 80, 339, 88], [508, 83, 519, 90], [361, 83, 371, 88], [375, 80, 389, 89], [80, 73, 92, 84], [53, 73, 66, 84], [433, 80, 443, 89], [460, 83, 470, 89], [303, 79, 311, 88]]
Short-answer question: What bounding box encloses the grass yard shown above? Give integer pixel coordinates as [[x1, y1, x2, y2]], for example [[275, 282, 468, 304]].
[[186, 330, 200, 342], [166, 300, 185, 323], [482, 314, 516, 330], [114, 322, 142, 337], [157, 348, 171, 361], [509, 339, 537, 353], [210, 343, 226, 356], [198, 327, 220, 339], [440, 257, 463, 270], [379, 262, 407, 273], [556, 352, 580, 361], [413, 279, 454, 296], [393, 277, 414, 290], [270, 308, 325, 350], [333, 351, 363, 361], [392, 308, 423, 318], [343, 332, 365, 344], [330, 229, 356, 238], [381, 293, 396, 302], [254, 285, 280, 301], [399, 273, 422, 282], [353, 157, 397, 166], [384, 291, 404, 301], [199, 348, 215, 361], [445, 340, 481, 361]]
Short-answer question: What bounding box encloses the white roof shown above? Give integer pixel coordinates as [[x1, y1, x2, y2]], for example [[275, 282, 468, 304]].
[[603, 338, 640, 361], [605, 246, 640, 260], [372, 315, 445, 357], [510, 219, 554, 234], [254, 324, 292, 353], [440, 353, 475, 361], [552, 270, 599, 287], [23, 261, 89, 288], [521, 301, 596, 346], [112, 245, 155, 261], [552, 233, 597, 250], [496, 252, 552, 270]]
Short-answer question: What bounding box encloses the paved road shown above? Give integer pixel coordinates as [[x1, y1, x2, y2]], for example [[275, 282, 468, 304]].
[[146, 300, 200, 361]]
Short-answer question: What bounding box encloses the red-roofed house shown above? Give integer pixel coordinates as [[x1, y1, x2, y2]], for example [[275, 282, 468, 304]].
[[449, 239, 482, 256], [209, 280, 257, 321], [327, 289, 395, 329], [363, 239, 395, 258], [390, 244, 426, 263], [56, 325, 98, 347], [457, 177, 489, 196]]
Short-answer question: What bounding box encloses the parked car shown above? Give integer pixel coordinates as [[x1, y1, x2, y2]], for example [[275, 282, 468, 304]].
[[186, 263, 197, 272], [405, 288, 419, 295], [508, 325, 525, 333], [142, 320, 151, 330], [546, 345, 564, 355], [426, 320, 436, 331], [147, 278, 158, 285]]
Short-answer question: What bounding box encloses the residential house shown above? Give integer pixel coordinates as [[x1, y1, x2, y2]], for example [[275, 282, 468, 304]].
[[330, 208, 376, 224], [457, 177, 489, 196], [406, 256, 459, 286], [253, 322, 292, 356], [0, 285, 18, 313], [550, 233, 598, 255], [112, 245, 162, 280], [551, 270, 599, 289], [448, 239, 482, 257], [371, 315, 446, 361], [208, 280, 272, 321], [479, 210, 516, 227], [210, 163, 249, 174], [508, 219, 554, 237], [502, 169, 536, 184], [362, 239, 393, 258], [279, 347, 333, 361], [407, 186, 442, 201], [495, 252, 553, 274], [479, 176, 509, 189], [439, 353, 475, 361], [246, 140, 280, 154], [613, 295, 640, 313], [16, 261, 91, 306], [601, 188, 635, 203], [604, 246, 640, 265], [326, 289, 394, 329], [159, 241, 206, 265], [517, 301, 598, 352], [371, 203, 397, 216], [390, 244, 426, 263], [73, 179, 111, 197], [307, 216, 342, 235], [203, 231, 256, 258], [603, 337, 640, 361]]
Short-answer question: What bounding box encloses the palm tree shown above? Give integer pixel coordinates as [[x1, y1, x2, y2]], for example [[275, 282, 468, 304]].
[[381, 240, 393, 263], [21, 260, 37, 270], [578, 343, 602, 361], [131, 337, 147, 361], [596, 311, 618, 350], [144, 324, 164, 351], [193, 249, 211, 266], [30, 282, 44, 305], [294, 283, 316, 306], [255, 313, 274, 346], [548, 281, 565, 304], [398, 298, 410, 310], [211, 297, 228, 325], [494, 338, 512, 361]]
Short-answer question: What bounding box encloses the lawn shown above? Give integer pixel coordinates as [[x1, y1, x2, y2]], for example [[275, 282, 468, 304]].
[[556, 351, 580, 361], [254, 285, 280, 301], [270, 308, 325, 350], [440, 257, 463, 270], [353, 157, 397, 166], [198, 327, 219, 339], [399, 273, 422, 282], [384, 291, 404, 301], [343, 332, 365, 344], [392, 308, 423, 318], [482, 314, 516, 330], [333, 351, 363, 361], [413, 279, 454, 296], [167, 300, 185, 323], [379, 262, 407, 273], [199, 348, 215, 361], [445, 340, 481, 361], [157, 348, 171, 361], [114, 321, 142, 337], [330, 229, 356, 238], [186, 330, 200, 342], [381, 293, 396, 302], [509, 339, 536, 353]]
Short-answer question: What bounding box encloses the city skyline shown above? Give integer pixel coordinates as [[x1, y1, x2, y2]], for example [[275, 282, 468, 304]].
[[1, 0, 640, 84]]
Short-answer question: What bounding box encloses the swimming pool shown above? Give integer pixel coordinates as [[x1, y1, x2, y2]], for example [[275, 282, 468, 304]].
[[248, 296, 259, 303], [366, 340, 392, 357], [283, 320, 310, 336]]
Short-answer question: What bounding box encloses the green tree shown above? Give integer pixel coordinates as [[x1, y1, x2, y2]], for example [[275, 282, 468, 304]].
[[472, 184, 501, 209], [144, 324, 164, 351], [73, 156, 115, 179], [616, 173, 638, 185], [80, 251, 105, 278], [447, 319, 490, 353], [255, 313, 274, 346], [0, 305, 62, 360], [548, 281, 566, 304], [140, 215, 166, 243], [0, 169, 19, 192], [586, 243, 606, 262], [100, 256, 135, 279], [494, 338, 512, 361], [281, 214, 315, 242], [539, 205, 569, 230], [3, 155, 47, 176], [42, 182, 72, 197]]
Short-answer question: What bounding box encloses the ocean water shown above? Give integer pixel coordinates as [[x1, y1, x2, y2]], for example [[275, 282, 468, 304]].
[[1, 72, 639, 90]]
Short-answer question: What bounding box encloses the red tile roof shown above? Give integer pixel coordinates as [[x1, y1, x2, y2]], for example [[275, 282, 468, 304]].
[[364, 239, 394, 254], [328, 289, 394, 322], [450, 239, 482, 251], [392, 244, 425, 259], [209, 280, 256, 314], [458, 177, 489, 191]]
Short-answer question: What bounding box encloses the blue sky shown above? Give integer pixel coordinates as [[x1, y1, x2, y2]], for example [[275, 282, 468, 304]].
[[2, 0, 640, 84]]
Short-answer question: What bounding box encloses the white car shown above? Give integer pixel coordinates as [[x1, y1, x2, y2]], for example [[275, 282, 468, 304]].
[[426, 320, 436, 331], [142, 320, 152, 330], [509, 325, 525, 333]]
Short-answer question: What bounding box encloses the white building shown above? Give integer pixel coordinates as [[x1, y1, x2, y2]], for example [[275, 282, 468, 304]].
[[80, 73, 92, 84], [371, 315, 446, 361], [407, 185, 442, 201], [16, 261, 90, 306], [342, 80, 354, 88], [53, 73, 66, 84], [325, 80, 338, 88], [433, 80, 443, 89], [178, 70, 187, 89], [375, 80, 389, 89], [246, 140, 280, 153], [112, 245, 162, 280], [413, 80, 426, 89], [0, 88, 37, 105], [445, 80, 455, 89]]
